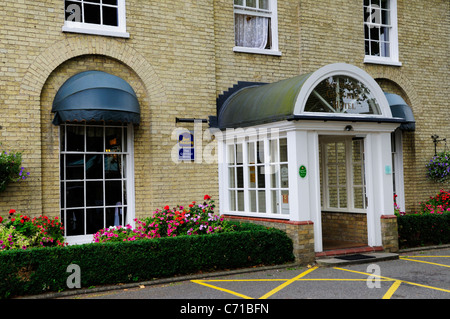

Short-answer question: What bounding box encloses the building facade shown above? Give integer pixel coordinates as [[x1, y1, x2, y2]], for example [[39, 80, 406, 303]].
[[0, 1, 448, 260]]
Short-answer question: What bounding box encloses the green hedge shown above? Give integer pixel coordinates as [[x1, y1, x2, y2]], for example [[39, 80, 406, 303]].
[[397, 212, 450, 249], [0, 222, 294, 299]]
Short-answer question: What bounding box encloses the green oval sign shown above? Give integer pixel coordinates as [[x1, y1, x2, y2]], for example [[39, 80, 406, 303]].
[[299, 165, 307, 178]]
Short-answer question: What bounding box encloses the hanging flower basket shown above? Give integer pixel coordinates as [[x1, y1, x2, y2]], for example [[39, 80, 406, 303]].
[[0, 146, 30, 192], [426, 151, 450, 184]]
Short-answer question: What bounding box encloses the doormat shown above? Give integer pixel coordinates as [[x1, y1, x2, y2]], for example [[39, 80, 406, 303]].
[[334, 254, 376, 261]]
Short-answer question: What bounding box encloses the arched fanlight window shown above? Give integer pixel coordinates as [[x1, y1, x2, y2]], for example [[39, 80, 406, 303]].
[[304, 75, 381, 115]]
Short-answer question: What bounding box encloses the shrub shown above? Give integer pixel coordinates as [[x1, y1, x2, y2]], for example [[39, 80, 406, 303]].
[[397, 212, 450, 248], [0, 222, 294, 298]]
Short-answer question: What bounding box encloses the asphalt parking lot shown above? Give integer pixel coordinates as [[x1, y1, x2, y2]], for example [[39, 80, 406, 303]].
[[56, 247, 449, 301]]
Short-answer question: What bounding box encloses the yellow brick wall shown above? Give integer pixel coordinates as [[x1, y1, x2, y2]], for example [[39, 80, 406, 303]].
[[0, 0, 448, 222]]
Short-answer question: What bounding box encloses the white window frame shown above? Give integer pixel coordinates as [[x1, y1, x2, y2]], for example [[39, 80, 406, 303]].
[[222, 132, 289, 219], [60, 123, 135, 245], [391, 128, 405, 211], [363, 0, 401, 66], [233, 0, 281, 56], [62, 0, 129, 38]]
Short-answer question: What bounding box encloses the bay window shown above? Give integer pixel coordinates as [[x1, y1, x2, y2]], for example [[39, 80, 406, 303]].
[[225, 135, 289, 217]]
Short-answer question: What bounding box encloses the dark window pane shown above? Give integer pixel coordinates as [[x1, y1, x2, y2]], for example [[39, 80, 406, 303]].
[[65, 209, 85, 236], [60, 182, 65, 208], [65, 1, 83, 22], [86, 154, 103, 179], [84, 3, 101, 24], [105, 181, 122, 206], [66, 182, 84, 207], [105, 127, 122, 152], [66, 154, 84, 180], [66, 126, 84, 152], [86, 208, 104, 234], [105, 154, 122, 179], [86, 181, 103, 206], [103, 0, 117, 4], [106, 206, 123, 228], [370, 40, 380, 56], [86, 126, 103, 152], [103, 6, 118, 26]]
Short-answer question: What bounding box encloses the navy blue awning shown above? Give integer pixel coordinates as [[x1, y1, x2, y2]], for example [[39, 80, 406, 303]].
[[384, 93, 415, 131], [52, 71, 140, 125]]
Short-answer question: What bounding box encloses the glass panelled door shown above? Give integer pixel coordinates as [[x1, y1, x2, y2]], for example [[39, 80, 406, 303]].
[[320, 136, 366, 212], [60, 123, 132, 241]]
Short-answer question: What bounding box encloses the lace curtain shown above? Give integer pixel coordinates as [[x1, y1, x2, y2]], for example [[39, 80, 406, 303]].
[[235, 14, 269, 49]]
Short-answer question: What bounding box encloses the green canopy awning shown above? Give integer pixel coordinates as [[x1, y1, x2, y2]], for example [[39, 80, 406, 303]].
[[217, 73, 311, 129], [52, 71, 140, 125], [215, 63, 414, 130]]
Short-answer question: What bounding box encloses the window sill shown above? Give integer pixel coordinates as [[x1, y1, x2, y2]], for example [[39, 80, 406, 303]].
[[364, 56, 402, 67], [233, 46, 282, 56], [62, 25, 130, 38]]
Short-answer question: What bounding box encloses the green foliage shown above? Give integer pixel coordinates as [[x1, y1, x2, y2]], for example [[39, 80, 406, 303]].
[[397, 212, 450, 249], [0, 222, 294, 298], [0, 146, 30, 192]]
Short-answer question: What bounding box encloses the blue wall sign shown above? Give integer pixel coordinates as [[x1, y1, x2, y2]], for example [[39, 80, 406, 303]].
[[178, 131, 194, 161]]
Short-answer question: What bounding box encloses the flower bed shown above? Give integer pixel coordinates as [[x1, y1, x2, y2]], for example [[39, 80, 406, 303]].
[[93, 195, 236, 242], [0, 210, 66, 251]]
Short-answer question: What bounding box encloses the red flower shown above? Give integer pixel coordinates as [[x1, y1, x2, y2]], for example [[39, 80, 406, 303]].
[[164, 205, 170, 210], [204, 194, 211, 200], [8, 209, 16, 215], [0, 216, 3, 223]]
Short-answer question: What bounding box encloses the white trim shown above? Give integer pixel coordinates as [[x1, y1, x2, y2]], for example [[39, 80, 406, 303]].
[[294, 63, 393, 118], [233, 46, 282, 56], [363, 56, 402, 66], [62, 25, 130, 38], [392, 128, 405, 211]]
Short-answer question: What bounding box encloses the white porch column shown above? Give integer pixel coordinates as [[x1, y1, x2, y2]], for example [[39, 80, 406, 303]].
[[287, 130, 320, 218], [365, 132, 395, 247]]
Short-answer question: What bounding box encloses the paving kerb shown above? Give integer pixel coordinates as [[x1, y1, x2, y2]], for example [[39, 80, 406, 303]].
[[16, 244, 450, 299]]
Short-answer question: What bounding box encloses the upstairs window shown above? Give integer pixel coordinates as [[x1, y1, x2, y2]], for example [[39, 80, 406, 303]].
[[233, 0, 280, 56], [363, 0, 401, 66], [63, 0, 129, 38]]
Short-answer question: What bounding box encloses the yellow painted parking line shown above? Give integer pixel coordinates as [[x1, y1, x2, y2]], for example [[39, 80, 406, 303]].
[[191, 280, 254, 299], [335, 267, 450, 295], [400, 257, 450, 268], [259, 266, 318, 299], [401, 256, 450, 258], [382, 280, 402, 299]]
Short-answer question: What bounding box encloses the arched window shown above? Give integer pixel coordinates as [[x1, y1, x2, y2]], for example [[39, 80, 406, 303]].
[[304, 75, 381, 115]]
